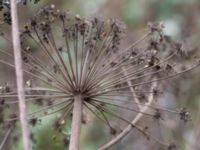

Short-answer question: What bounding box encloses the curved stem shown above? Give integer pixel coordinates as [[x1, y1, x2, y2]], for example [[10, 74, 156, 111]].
[[69, 95, 83, 150], [98, 78, 158, 150], [122, 67, 142, 110]]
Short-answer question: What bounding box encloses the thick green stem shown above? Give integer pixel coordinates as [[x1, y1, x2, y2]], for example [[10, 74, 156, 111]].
[[69, 95, 83, 150]]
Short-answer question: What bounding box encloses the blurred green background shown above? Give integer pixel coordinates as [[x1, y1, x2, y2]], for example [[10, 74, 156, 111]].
[[1, 0, 200, 150]]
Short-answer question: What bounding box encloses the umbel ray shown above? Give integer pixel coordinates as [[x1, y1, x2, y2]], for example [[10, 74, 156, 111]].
[[0, 4, 199, 150]]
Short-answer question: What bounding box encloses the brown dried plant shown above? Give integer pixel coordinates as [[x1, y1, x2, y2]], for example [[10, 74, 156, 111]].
[[0, 4, 199, 150]]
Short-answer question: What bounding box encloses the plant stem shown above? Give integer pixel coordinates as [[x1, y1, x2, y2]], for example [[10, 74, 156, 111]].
[[10, 1, 31, 150], [0, 127, 12, 150], [122, 67, 142, 110], [98, 79, 158, 150], [69, 95, 83, 150]]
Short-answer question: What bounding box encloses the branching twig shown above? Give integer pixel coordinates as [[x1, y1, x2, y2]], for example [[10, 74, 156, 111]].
[[98, 78, 158, 150], [10, 1, 31, 150]]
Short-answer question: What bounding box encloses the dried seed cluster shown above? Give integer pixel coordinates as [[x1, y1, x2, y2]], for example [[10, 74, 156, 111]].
[[0, 4, 199, 149]]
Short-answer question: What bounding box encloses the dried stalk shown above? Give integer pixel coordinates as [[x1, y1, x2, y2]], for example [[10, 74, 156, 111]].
[[10, 1, 31, 150], [0, 127, 12, 150], [69, 95, 83, 150], [98, 78, 158, 150], [122, 67, 142, 110]]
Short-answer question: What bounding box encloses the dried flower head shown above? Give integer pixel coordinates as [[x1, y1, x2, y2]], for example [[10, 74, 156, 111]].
[[0, 4, 199, 149]]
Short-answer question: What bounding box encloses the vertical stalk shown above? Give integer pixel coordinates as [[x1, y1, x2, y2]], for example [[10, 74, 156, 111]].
[[69, 95, 83, 150], [10, 1, 31, 150]]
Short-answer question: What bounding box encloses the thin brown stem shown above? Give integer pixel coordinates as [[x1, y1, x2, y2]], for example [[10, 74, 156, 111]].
[[98, 78, 158, 150], [69, 95, 83, 150], [0, 127, 12, 150], [122, 67, 142, 110]]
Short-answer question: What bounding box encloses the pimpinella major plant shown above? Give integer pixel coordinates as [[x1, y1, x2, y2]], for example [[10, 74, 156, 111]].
[[0, 4, 199, 150]]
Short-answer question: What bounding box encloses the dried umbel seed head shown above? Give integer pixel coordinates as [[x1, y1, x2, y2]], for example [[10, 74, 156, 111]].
[[0, 4, 199, 149]]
